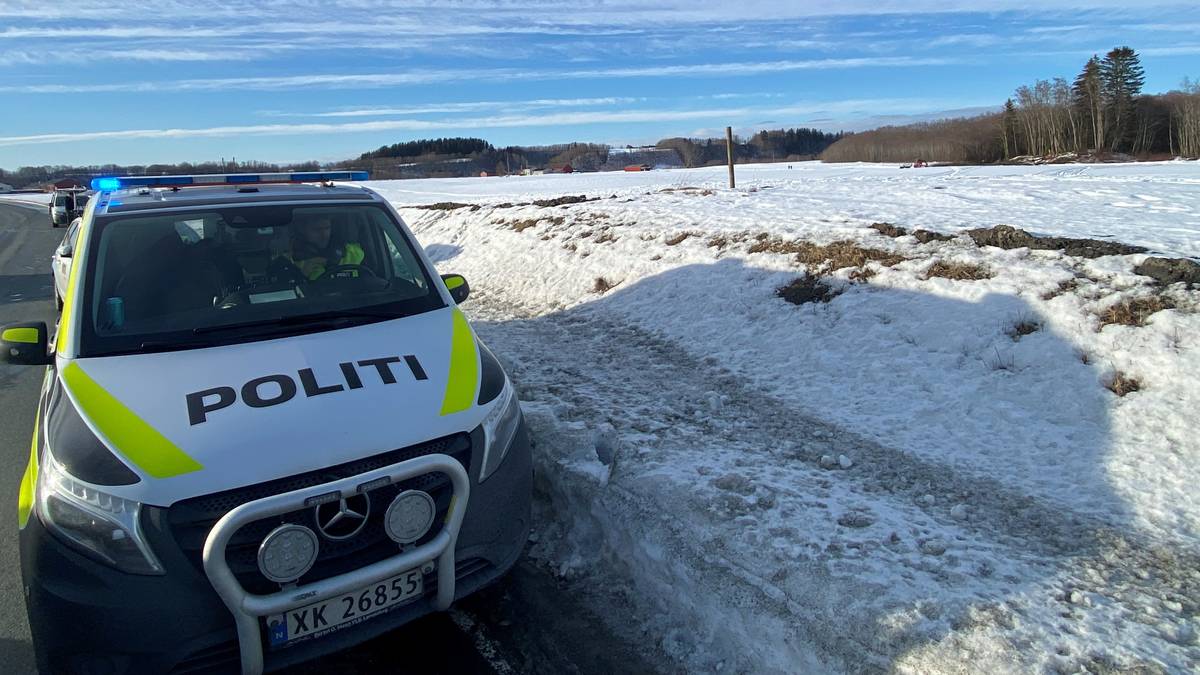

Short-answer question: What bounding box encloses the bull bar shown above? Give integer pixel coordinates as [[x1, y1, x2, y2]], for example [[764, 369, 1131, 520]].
[[201, 453, 471, 674]]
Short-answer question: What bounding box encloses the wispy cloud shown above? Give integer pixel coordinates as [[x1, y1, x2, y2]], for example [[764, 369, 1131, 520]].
[[1, 56, 958, 94], [262, 97, 645, 118], [0, 48, 261, 65], [0, 98, 978, 147]]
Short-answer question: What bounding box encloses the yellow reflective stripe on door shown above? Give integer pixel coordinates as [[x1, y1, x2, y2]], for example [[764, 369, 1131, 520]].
[[439, 309, 479, 416], [2, 327, 38, 344], [61, 362, 203, 479], [57, 222, 87, 354], [17, 409, 40, 529]]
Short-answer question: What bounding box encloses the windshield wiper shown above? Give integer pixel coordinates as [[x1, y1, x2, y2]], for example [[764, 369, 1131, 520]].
[[95, 339, 218, 356], [192, 308, 401, 336]]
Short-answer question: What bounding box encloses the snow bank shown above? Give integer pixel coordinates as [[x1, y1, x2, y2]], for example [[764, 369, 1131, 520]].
[[372, 162, 1200, 673]]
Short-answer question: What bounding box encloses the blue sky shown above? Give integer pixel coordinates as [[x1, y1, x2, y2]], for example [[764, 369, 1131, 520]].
[[0, 0, 1197, 169]]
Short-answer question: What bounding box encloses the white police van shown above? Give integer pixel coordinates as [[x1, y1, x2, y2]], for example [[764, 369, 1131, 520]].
[[3, 172, 531, 674]]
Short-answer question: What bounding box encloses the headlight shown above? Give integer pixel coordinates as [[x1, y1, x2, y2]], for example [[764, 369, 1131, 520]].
[[479, 380, 522, 483], [36, 452, 163, 575]]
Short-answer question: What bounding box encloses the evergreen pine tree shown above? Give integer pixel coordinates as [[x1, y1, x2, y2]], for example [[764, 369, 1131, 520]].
[[1072, 56, 1104, 151], [1001, 99, 1018, 158], [1100, 46, 1145, 152]]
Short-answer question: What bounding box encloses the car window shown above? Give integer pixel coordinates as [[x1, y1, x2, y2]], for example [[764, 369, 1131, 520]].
[[63, 221, 79, 248], [77, 203, 443, 356]]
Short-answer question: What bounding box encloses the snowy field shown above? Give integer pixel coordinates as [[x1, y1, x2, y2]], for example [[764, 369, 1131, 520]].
[[374, 162, 1200, 674]]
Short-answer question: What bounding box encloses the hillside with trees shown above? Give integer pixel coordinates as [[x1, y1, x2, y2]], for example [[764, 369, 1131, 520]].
[[659, 128, 843, 168], [822, 46, 1200, 163]]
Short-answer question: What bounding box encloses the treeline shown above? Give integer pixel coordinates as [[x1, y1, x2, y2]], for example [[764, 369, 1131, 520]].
[[0, 159, 322, 190], [359, 137, 493, 160], [658, 127, 843, 168], [820, 115, 1002, 163], [822, 46, 1200, 163]]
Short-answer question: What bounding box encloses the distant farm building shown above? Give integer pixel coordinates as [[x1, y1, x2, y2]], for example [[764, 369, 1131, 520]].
[[602, 147, 682, 171]]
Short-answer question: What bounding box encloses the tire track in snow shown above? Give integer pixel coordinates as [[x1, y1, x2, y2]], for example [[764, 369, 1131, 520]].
[[467, 292, 1200, 672]]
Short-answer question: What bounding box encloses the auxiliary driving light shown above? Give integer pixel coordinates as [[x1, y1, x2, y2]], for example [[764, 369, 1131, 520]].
[[257, 524, 320, 583], [384, 490, 436, 544]]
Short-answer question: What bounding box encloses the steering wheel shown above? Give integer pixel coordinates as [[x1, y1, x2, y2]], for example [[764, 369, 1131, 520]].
[[318, 264, 379, 281]]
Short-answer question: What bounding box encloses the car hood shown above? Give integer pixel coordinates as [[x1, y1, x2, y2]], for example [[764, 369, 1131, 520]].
[[53, 306, 482, 506]]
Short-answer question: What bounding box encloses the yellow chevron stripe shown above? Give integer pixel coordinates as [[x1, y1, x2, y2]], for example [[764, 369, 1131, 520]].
[[439, 309, 479, 416], [61, 362, 202, 479]]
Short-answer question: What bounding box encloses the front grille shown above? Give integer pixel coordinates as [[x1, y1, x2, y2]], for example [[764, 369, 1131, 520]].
[[167, 434, 471, 595]]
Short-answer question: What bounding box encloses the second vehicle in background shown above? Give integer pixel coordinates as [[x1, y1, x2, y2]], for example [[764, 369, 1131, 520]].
[[51, 216, 80, 310], [48, 187, 89, 227]]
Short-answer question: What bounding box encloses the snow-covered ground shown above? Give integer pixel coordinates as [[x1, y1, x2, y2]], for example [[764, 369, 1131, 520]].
[[373, 162, 1198, 673], [0, 193, 50, 207]]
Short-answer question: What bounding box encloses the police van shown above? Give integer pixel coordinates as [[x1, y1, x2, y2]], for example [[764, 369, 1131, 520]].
[[2, 172, 532, 674]]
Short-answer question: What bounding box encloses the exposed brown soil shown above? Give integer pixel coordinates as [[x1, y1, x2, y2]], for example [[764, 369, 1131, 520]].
[[777, 276, 838, 305], [967, 225, 1146, 258]]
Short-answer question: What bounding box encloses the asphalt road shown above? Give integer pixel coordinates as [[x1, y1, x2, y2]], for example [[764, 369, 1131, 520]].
[[0, 200, 654, 675]]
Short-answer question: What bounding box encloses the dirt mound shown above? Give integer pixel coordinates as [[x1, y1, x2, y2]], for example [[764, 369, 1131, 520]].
[[532, 195, 597, 208], [414, 202, 480, 211], [912, 230, 953, 243], [869, 222, 953, 244], [869, 222, 907, 237], [967, 225, 1145, 258], [1133, 257, 1200, 287]]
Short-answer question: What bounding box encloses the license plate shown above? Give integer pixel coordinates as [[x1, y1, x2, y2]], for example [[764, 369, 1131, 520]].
[[265, 568, 424, 648]]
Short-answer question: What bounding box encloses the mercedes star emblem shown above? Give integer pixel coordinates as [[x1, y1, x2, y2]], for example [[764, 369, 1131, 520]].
[[313, 493, 371, 540]]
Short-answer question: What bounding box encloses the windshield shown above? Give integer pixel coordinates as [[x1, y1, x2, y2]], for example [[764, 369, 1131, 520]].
[[77, 202, 442, 356]]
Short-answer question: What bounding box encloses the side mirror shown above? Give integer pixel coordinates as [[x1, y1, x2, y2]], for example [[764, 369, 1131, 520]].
[[55, 243, 73, 258], [1, 322, 52, 366], [441, 274, 470, 304]]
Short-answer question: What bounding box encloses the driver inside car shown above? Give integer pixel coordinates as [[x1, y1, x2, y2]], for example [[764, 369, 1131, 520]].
[[281, 214, 366, 281]]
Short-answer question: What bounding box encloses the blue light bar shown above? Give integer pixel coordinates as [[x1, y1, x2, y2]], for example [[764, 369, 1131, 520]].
[[90, 171, 369, 192]]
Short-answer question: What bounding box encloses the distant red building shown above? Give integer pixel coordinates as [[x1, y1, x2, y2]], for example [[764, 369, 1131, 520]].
[[561, 164, 574, 174]]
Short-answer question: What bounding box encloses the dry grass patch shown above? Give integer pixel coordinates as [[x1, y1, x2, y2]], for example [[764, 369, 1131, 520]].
[[777, 276, 839, 305], [870, 222, 907, 238], [749, 238, 906, 272], [925, 260, 992, 281], [664, 231, 697, 246], [848, 266, 877, 283], [593, 276, 619, 294], [1006, 314, 1042, 341], [1098, 295, 1174, 328], [1105, 372, 1141, 397], [1040, 278, 1079, 300]]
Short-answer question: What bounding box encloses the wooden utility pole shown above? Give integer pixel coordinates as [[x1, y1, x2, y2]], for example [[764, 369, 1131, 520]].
[[726, 126, 735, 189]]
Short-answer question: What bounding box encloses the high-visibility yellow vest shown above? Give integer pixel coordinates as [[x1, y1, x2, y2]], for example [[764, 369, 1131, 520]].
[[291, 243, 365, 280]]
